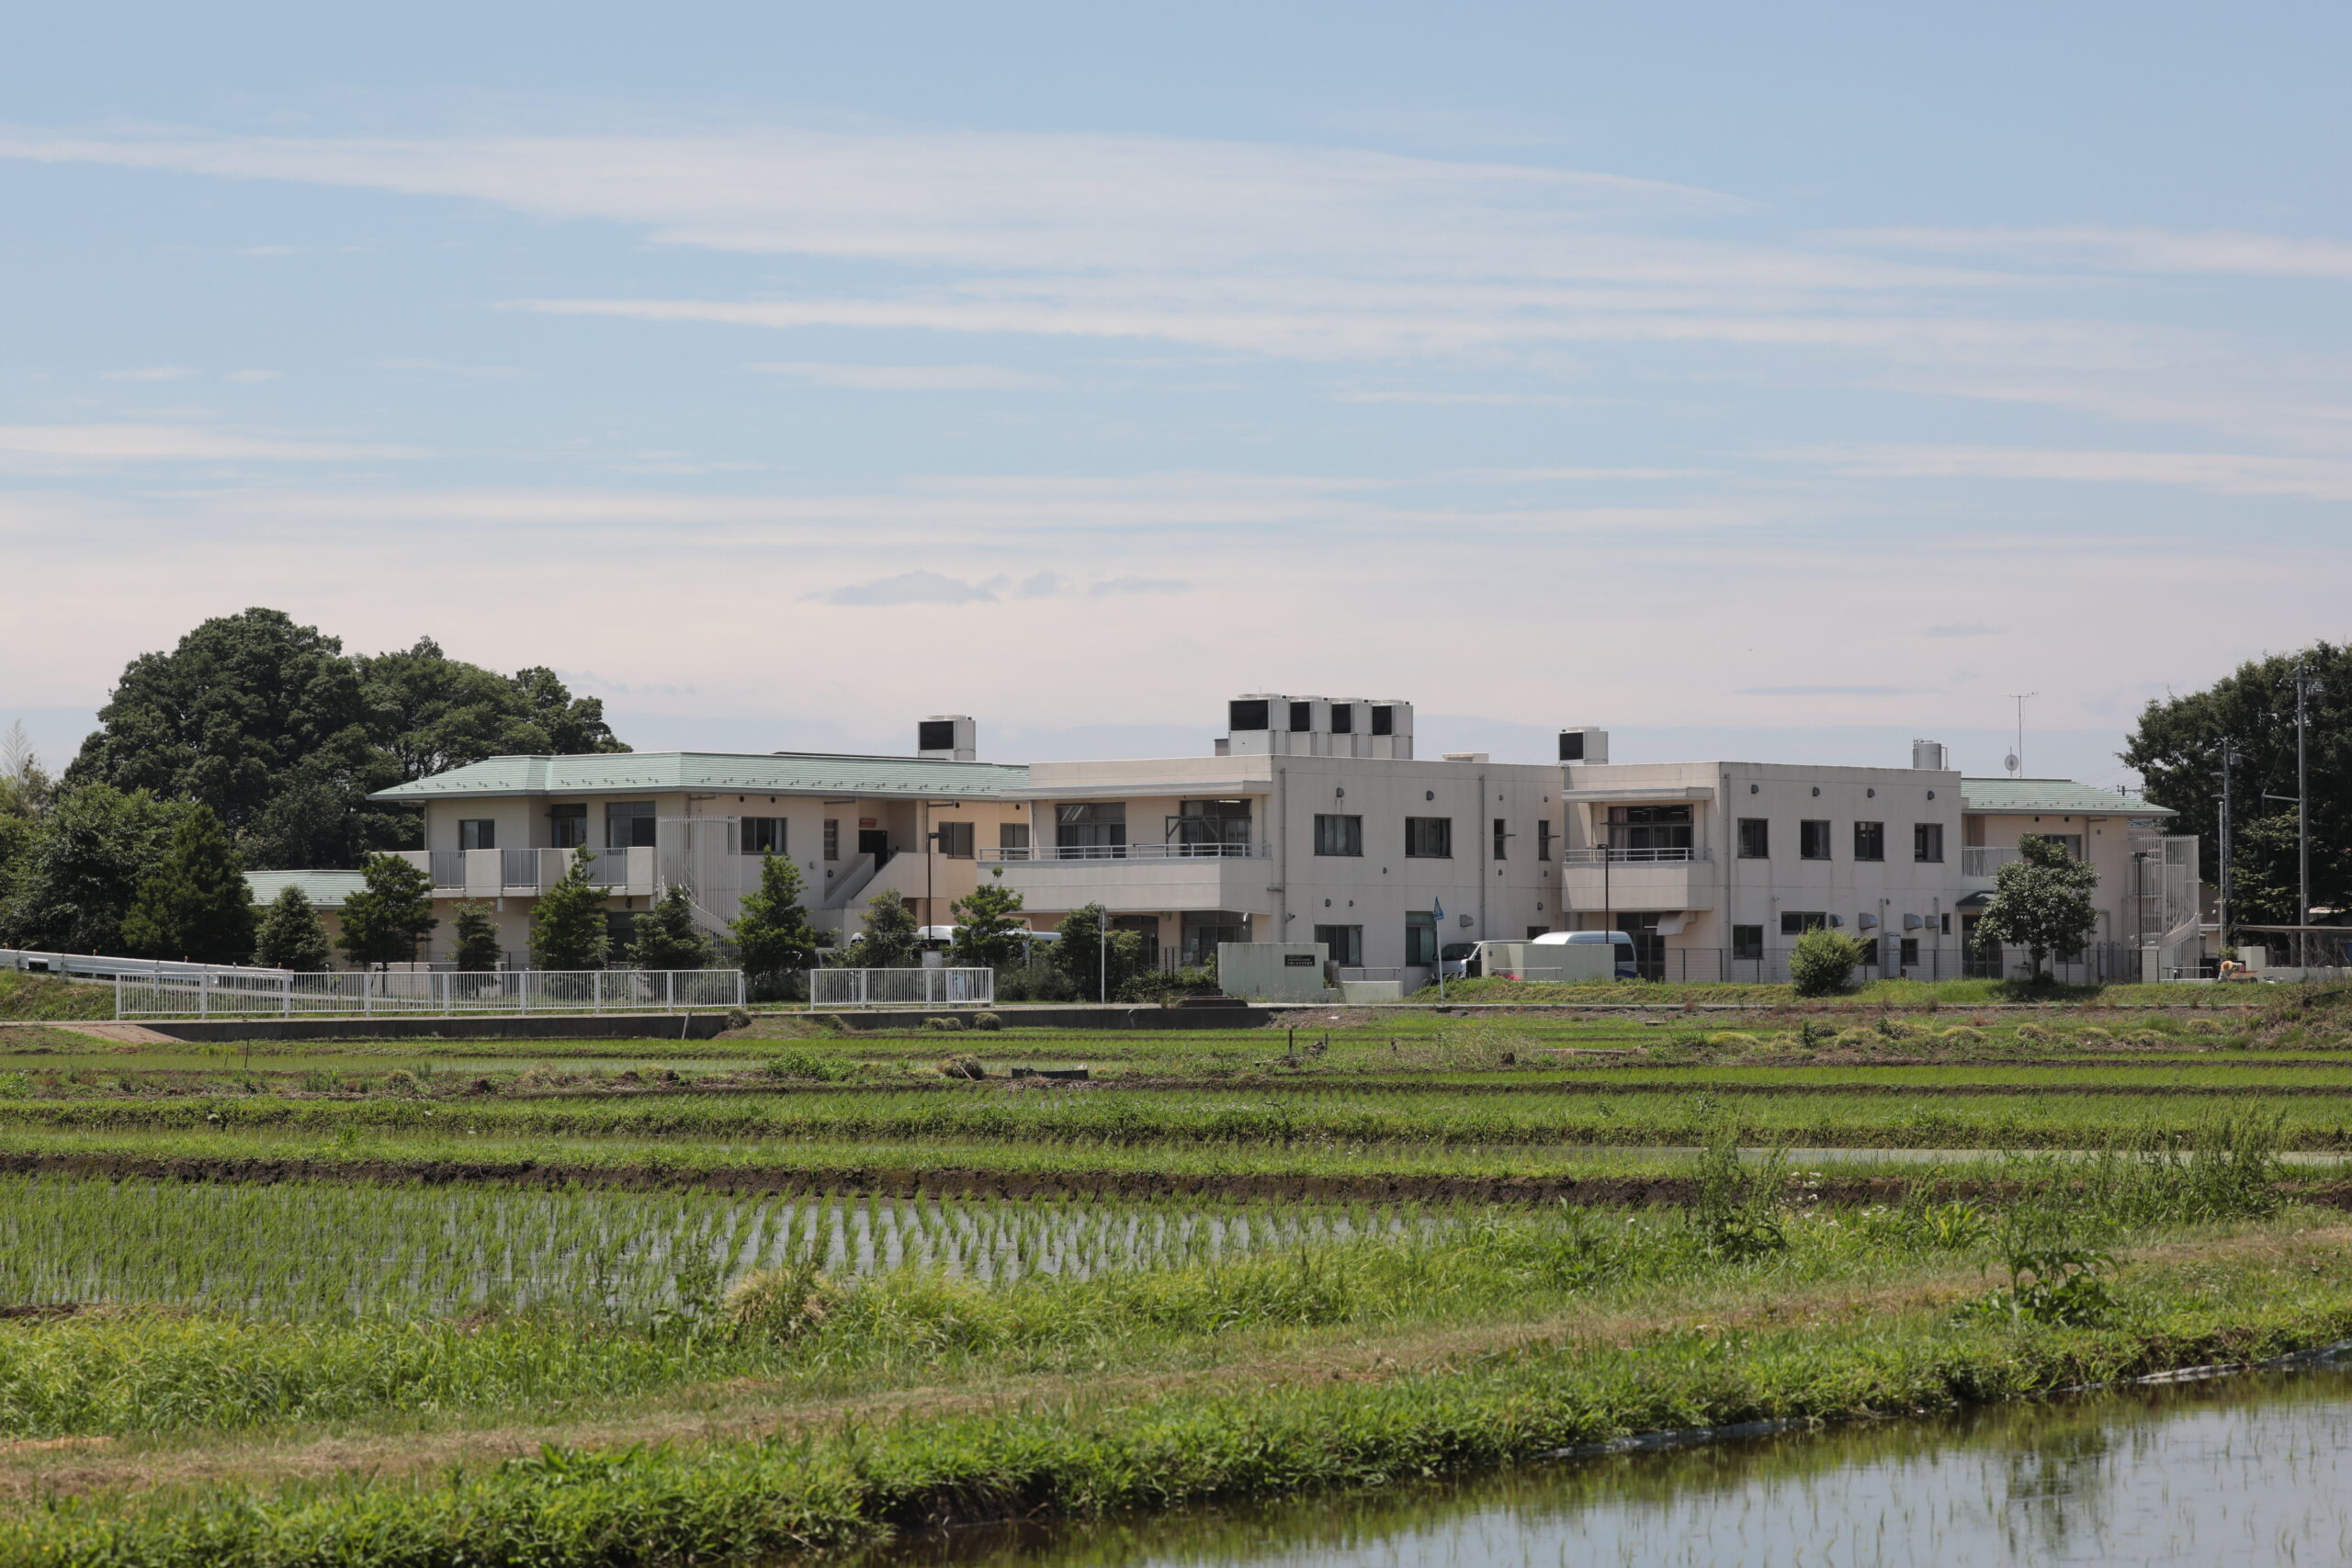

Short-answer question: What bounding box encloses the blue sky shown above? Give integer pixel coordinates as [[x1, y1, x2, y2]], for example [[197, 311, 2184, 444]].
[[4, 2, 2346, 784]]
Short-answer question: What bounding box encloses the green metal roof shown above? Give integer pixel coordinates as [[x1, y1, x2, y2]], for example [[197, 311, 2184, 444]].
[[246, 869, 369, 909], [1960, 778, 2173, 816], [368, 751, 1031, 804]]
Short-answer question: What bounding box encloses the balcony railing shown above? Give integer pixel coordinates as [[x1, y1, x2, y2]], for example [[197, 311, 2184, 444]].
[[979, 842, 1272, 863], [1562, 846, 1713, 865], [1962, 845, 2022, 877]]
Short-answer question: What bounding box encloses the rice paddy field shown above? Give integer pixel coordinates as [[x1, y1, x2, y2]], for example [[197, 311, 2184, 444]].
[[2, 982, 2351, 1565]]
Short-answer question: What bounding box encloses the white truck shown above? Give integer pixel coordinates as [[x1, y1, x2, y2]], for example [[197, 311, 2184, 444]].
[[1480, 931, 1638, 983]]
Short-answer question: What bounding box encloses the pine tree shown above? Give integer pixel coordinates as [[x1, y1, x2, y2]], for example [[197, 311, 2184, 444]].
[[450, 900, 504, 972], [336, 852, 438, 970], [529, 847, 609, 971], [730, 852, 826, 998], [120, 806, 257, 964], [254, 884, 334, 971], [629, 885, 713, 971]]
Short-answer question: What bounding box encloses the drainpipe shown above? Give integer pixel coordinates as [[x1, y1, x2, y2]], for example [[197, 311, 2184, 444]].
[[1722, 771, 1735, 979], [1476, 768, 1488, 942], [1271, 759, 1287, 945]]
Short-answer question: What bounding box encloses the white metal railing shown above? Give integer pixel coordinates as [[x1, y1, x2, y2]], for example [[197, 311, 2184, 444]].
[[3, 948, 292, 983], [978, 842, 1271, 863], [1562, 846, 1712, 865], [1962, 845, 2022, 877], [428, 850, 467, 888], [113, 968, 745, 1020], [806, 967, 995, 1007], [503, 847, 543, 888]]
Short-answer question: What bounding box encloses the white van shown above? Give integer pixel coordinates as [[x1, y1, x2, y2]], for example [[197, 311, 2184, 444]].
[[1527, 930, 1638, 982]]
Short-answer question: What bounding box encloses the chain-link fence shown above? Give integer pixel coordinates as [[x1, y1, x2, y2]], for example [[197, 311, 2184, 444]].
[[807, 968, 995, 1007], [1587, 943, 2151, 986], [114, 968, 744, 1020]]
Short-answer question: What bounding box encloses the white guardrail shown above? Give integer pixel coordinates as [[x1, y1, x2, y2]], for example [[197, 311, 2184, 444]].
[[807, 967, 994, 1007], [104, 966, 744, 1020]]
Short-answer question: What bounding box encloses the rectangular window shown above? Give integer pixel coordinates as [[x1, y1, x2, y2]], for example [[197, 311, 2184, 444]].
[[604, 910, 638, 954], [1406, 817, 1453, 858], [1527, 924, 1550, 940], [1492, 818, 1510, 861], [823, 818, 841, 861], [458, 819, 496, 852], [1939, 912, 1951, 936], [1313, 814, 1363, 856], [999, 822, 1030, 855], [1781, 910, 1827, 936], [1914, 823, 1945, 863], [1537, 820, 1555, 861], [1800, 819, 1832, 861], [1900, 937, 1920, 966], [1737, 818, 1770, 859], [1056, 802, 1127, 855], [1173, 799, 1251, 849], [1405, 911, 1438, 965], [1330, 703, 1354, 734], [740, 817, 786, 855], [1607, 804, 1693, 852], [935, 820, 974, 858], [549, 805, 588, 849], [1732, 924, 1764, 961], [2038, 832, 2085, 859], [1853, 821, 1885, 862], [605, 801, 656, 850], [1313, 924, 1363, 965], [1859, 937, 1881, 967]]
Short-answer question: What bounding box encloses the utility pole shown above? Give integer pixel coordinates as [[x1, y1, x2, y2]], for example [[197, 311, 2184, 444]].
[[2005, 693, 2037, 776], [2296, 659, 2313, 969], [2217, 742, 2240, 954]]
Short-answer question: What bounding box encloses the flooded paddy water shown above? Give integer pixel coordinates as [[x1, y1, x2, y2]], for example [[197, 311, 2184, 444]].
[[873, 1357, 2352, 1568]]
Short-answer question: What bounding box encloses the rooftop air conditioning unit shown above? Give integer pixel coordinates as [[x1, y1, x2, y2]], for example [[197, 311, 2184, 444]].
[[1559, 728, 1610, 765], [918, 716, 977, 762], [1224, 695, 1413, 760]]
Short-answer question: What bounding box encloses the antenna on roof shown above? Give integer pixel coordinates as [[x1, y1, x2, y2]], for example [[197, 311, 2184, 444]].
[[2005, 692, 2036, 776]]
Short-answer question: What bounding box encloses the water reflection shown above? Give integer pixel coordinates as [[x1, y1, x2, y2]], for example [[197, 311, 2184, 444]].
[[862, 1363, 2352, 1567]]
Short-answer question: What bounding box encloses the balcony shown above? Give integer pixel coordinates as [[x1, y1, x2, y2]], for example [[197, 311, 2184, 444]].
[[1561, 844, 1716, 913], [1962, 845, 2020, 881], [982, 841, 1273, 913], [401, 847, 656, 898]]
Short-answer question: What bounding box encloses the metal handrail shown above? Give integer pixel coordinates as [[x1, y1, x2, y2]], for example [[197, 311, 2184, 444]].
[[978, 842, 1271, 863], [1561, 846, 1712, 865]]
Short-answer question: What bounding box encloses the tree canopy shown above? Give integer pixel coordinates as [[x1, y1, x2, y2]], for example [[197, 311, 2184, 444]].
[[337, 853, 439, 970], [630, 885, 715, 971], [530, 848, 610, 972], [67, 609, 628, 870], [1975, 833, 2101, 980], [2124, 642, 2351, 928], [1, 784, 186, 953], [729, 853, 826, 996], [254, 886, 334, 972], [949, 876, 1029, 969], [120, 806, 256, 964], [1052, 903, 1144, 1001]]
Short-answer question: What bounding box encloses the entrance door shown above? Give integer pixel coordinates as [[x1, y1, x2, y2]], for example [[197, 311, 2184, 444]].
[[858, 829, 892, 866], [1617, 912, 1665, 980]]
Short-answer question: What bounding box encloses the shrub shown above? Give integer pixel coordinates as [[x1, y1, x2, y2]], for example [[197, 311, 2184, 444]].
[[938, 1055, 985, 1079], [924, 1014, 966, 1033], [970, 1012, 1003, 1032], [1788, 926, 1861, 997], [761, 1049, 839, 1082]]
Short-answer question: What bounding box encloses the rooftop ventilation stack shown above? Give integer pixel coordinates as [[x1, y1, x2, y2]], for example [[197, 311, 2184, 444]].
[[918, 716, 977, 762], [1224, 695, 1413, 760], [1911, 739, 1949, 771]]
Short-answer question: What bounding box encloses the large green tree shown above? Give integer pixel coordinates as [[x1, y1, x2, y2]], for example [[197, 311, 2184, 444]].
[[120, 806, 257, 964], [448, 901, 505, 973], [530, 848, 610, 971], [2123, 641, 2352, 928], [629, 885, 714, 971], [846, 888, 922, 969], [254, 885, 334, 972], [729, 853, 826, 998], [1975, 833, 2101, 981], [1051, 903, 1144, 1001], [337, 852, 439, 970], [1, 784, 186, 953], [948, 876, 1029, 969], [67, 610, 628, 871]]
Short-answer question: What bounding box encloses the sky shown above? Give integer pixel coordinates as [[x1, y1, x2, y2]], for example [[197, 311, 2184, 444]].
[[3, 1, 2346, 786]]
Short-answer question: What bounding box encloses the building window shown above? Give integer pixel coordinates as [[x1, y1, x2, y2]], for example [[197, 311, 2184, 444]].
[[823, 819, 841, 862], [1314, 924, 1363, 965], [1859, 937, 1880, 966], [1172, 799, 1251, 850], [549, 805, 588, 850], [1537, 820, 1555, 861], [935, 820, 974, 858], [458, 819, 496, 852], [1406, 910, 1438, 965], [1939, 912, 1951, 935], [1799, 819, 1832, 861], [741, 817, 786, 855], [1492, 818, 1510, 861], [1900, 937, 1920, 967], [1737, 818, 1770, 859], [999, 822, 1030, 856], [1406, 817, 1453, 858], [2036, 832, 2085, 859], [1781, 910, 1827, 936], [1607, 804, 1692, 851], [1914, 823, 1945, 863], [1314, 814, 1363, 856], [1056, 803, 1127, 855], [604, 910, 639, 954], [605, 801, 655, 850], [1732, 924, 1764, 961], [1853, 821, 1885, 862], [1527, 924, 1550, 939]]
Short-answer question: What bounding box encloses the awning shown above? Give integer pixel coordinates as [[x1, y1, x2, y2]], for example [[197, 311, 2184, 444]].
[[1955, 892, 1993, 910]]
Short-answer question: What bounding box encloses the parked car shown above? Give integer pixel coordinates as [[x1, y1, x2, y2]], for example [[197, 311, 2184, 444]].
[[1440, 942, 1483, 979]]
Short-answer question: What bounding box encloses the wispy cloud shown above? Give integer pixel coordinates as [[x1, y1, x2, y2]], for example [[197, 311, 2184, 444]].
[[1843, 225, 2352, 281], [811, 570, 997, 606], [101, 366, 195, 381], [0, 423, 424, 473], [1088, 576, 1188, 597], [1772, 443, 2352, 502], [751, 361, 1052, 391]]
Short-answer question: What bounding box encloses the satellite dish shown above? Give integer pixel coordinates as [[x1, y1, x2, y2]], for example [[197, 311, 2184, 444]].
[[2004, 752, 2020, 774]]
